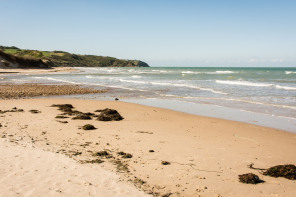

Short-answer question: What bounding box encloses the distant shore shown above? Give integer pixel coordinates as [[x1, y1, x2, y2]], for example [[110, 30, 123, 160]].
[[0, 98, 295, 196]]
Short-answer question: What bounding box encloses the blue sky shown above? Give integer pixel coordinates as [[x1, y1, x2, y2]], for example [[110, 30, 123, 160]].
[[1, 0, 295, 67]]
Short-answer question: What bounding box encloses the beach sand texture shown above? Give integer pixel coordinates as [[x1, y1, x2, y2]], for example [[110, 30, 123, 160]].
[[0, 98, 295, 196], [0, 84, 106, 99], [0, 139, 149, 197]]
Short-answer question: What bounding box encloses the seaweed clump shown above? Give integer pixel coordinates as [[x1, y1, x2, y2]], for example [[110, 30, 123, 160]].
[[51, 104, 73, 113], [81, 159, 104, 164], [113, 160, 129, 172], [117, 151, 133, 158], [56, 120, 68, 124], [72, 114, 92, 120], [133, 177, 146, 186], [51, 104, 94, 120], [0, 108, 24, 114], [29, 109, 41, 114], [93, 151, 113, 158], [95, 108, 123, 121], [263, 164, 296, 180], [82, 124, 96, 130], [239, 173, 262, 184], [55, 115, 68, 119], [161, 161, 171, 165]]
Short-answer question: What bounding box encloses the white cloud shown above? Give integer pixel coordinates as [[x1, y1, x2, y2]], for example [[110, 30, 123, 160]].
[[271, 58, 285, 63], [248, 58, 266, 63]]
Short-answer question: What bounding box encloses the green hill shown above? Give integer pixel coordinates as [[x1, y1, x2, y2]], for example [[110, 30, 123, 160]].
[[0, 46, 149, 68]]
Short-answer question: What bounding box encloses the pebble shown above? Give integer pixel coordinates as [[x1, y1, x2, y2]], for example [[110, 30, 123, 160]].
[[0, 84, 105, 99]]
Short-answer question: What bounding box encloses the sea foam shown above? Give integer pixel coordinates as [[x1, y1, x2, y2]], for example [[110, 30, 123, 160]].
[[214, 71, 237, 74], [216, 80, 273, 87], [285, 71, 296, 74], [275, 85, 296, 90]]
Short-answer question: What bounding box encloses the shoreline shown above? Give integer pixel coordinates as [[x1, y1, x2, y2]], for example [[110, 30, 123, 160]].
[[0, 66, 295, 133], [52, 94, 296, 133], [1, 98, 295, 196], [0, 67, 78, 74], [122, 98, 296, 133]]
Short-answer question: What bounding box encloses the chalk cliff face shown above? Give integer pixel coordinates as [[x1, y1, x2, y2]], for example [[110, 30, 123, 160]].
[[0, 46, 150, 68]]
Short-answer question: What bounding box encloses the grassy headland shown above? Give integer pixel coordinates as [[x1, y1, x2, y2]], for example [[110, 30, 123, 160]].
[[0, 46, 149, 68]]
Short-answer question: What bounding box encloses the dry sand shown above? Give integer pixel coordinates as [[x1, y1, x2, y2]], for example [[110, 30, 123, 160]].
[[0, 138, 149, 197], [0, 98, 295, 197]]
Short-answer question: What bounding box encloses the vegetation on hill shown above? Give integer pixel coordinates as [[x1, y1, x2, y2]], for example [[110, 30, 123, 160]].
[[0, 46, 149, 68], [0, 49, 49, 68]]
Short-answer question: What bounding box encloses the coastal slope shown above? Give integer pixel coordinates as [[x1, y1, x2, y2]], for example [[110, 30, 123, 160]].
[[0, 49, 50, 69], [0, 46, 149, 68]]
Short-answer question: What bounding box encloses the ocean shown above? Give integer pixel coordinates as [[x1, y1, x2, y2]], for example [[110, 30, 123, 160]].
[[2, 67, 296, 132]]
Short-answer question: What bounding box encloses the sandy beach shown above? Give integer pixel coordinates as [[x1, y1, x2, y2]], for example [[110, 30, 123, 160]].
[[1, 1, 295, 196], [0, 98, 295, 197], [0, 138, 149, 197]]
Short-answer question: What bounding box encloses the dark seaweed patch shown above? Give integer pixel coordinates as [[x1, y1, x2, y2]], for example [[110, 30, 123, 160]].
[[82, 124, 96, 130], [72, 114, 92, 120], [51, 104, 74, 112], [239, 173, 263, 184], [117, 151, 133, 158], [96, 108, 123, 121], [93, 151, 113, 159], [29, 109, 41, 114], [263, 165, 296, 180], [161, 161, 171, 165], [81, 159, 104, 164], [113, 160, 129, 172], [0, 108, 24, 114], [55, 115, 68, 119]]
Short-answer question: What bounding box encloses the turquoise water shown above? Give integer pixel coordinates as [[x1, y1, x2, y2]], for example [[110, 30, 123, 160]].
[[1, 67, 296, 131]]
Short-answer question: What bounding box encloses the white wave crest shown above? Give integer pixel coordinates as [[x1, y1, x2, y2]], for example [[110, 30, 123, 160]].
[[150, 82, 227, 95], [275, 85, 296, 90], [152, 70, 170, 73], [118, 79, 146, 84], [11, 79, 28, 82], [285, 71, 296, 74], [131, 75, 142, 78], [32, 77, 79, 84], [216, 80, 273, 87], [181, 71, 198, 74], [116, 78, 226, 95], [214, 71, 237, 74], [198, 71, 238, 74]]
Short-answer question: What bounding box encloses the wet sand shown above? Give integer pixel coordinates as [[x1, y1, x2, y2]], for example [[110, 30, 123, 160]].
[[0, 98, 295, 197]]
